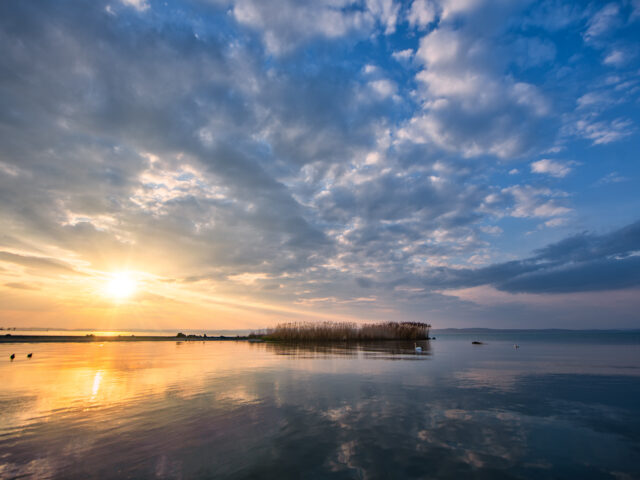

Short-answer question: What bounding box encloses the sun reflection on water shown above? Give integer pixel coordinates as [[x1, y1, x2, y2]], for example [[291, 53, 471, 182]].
[[90, 371, 103, 400]]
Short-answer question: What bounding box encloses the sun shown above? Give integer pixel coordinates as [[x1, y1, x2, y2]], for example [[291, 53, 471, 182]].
[[105, 272, 137, 300]]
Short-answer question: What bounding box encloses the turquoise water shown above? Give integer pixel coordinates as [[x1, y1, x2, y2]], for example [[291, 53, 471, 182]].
[[1, 333, 639, 479]]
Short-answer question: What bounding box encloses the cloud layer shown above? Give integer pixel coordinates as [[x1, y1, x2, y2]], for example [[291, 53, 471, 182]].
[[0, 0, 639, 329]]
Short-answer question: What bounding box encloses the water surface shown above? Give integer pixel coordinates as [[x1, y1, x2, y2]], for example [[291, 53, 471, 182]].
[[1, 335, 639, 479]]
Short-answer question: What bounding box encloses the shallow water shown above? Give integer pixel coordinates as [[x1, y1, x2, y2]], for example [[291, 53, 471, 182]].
[[1, 336, 639, 479]]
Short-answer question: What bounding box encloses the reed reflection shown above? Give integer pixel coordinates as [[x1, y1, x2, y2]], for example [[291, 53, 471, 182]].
[[259, 340, 432, 358]]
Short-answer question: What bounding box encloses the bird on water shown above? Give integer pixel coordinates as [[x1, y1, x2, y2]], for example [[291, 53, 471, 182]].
[[27, 353, 33, 358], [10, 353, 15, 360], [414, 343, 422, 353]]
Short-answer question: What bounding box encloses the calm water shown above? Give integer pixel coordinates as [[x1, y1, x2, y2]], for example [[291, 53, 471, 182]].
[[1, 334, 639, 479]]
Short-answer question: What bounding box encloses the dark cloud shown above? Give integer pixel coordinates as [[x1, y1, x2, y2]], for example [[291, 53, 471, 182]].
[[0, 252, 79, 275], [4, 282, 40, 291], [420, 220, 640, 294], [499, 256, 640, 294]]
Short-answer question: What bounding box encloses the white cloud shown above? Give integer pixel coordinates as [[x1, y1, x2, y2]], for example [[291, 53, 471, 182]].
[[596, 171, 629, 185], [633, 0, 640, 19], [603, 49, 627, 67], [232, 0, 374, 55], [120, 0, 149, 11], [575, 118, 633, 145], [407, 0, 437, 29], [0, 161, 22, 177], [363, 64, 379, 74], [232, 0, 402, 54], [368, 79, 397, 99], [402, 24, 551, 159], [511, 82, 549, 116], [392, 49, 414, 61], [439, 0, 482, 21], [576, 91, 611, 109], [503, 185, 571, 219], [544, 217, 567, 227], [530, 159, 572, 178], [513, 37, 556, 68], [480, 225, 502, 235], [415, 28, 462, 67], [366, 0, 400, 34], [584, 3, 620, 41]]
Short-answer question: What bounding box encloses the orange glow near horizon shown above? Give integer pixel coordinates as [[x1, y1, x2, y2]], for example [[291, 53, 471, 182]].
[[0, 257, 392, 331]]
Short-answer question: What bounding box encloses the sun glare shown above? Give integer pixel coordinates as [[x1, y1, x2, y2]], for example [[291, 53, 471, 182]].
[[105, 272, 137, 300]]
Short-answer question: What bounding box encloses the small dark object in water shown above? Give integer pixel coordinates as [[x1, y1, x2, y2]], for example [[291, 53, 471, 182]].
[[27, 353, 33, 358], [471, 341, 483, 345], [10, 353, 15, 360]]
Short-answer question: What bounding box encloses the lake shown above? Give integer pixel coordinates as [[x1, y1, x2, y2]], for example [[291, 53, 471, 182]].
[[1, 333, 639, 479]]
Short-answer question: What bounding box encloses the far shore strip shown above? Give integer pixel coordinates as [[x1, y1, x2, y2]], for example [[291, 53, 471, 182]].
[[0, 335, 249, 343]]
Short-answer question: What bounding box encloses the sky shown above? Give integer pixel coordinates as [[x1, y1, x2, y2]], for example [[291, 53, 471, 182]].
[[0, 0, 639, 331]]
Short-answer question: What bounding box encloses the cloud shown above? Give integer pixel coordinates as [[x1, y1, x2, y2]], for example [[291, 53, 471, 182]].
[[407, 0, 437, 29], [574, 118, 634, 145], [603, 49, 627, 67], [584, 3, 621, 42], [576, 91, 613, 110], [0, 0, 338, 281], [120, 0, 149, 11], [530, 159, 572, 178], [368, 79, 397, 99], [479, 225, 502, 235], [0, 252, 79, 275], [4, 282, 40, 290], [429, 219, 640, 294], [502, 185, 571, 219], [399, 9, 554, 159], [522, 0, 585, 31], [544, 217, 567, 228], [365, 0, 400, 34], [499, 256, 640, 293], [513, 37, 556, 68], [596, 171, 629, 185], [231, 0, 399, 55], [392, 49, 414, 61]]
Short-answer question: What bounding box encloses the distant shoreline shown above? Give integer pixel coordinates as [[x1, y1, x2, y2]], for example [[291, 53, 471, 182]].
[[0, 335, 250, 344]]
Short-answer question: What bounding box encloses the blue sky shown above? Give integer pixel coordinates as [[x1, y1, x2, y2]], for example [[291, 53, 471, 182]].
[[0, 0, 639, 329]]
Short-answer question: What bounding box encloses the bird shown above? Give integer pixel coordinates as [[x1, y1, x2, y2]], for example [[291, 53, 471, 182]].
[[27, 353, 33, 358], [513, 344, 520, 349], [414, 343, 422, 353], [10, 353, 15, 360]]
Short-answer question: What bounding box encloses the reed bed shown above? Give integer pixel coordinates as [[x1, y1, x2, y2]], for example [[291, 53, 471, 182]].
[[258, 321, 430, 342]]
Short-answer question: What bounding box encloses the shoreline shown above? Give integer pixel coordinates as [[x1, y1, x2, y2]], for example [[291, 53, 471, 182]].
[[0, 334, 249, 343]]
